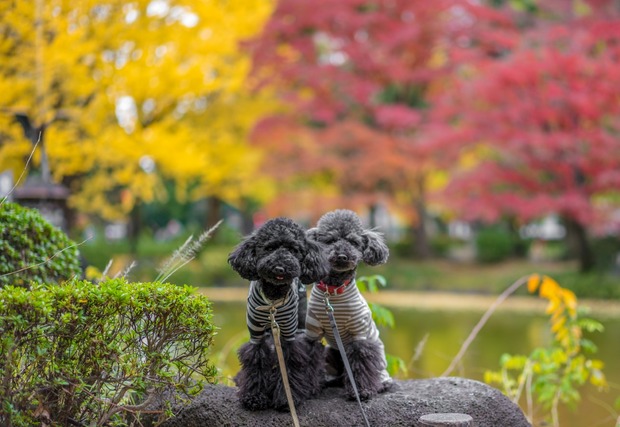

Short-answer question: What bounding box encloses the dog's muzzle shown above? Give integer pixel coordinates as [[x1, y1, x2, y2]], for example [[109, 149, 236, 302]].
[[257, 251, 301, 284], [329, 243, 360, 271]]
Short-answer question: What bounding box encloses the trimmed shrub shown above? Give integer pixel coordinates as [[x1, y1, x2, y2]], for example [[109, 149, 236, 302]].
[[0, 279, 217, 426], [476, 225, 513, 263], [0, 202, 81, 288]]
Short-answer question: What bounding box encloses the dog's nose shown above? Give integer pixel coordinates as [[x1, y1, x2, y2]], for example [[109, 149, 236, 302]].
[[337, 254, 348, 262], [274, 266, 285, 275]]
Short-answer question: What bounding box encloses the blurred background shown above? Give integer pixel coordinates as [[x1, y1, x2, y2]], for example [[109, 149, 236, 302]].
[[1, 1, 619, 426]]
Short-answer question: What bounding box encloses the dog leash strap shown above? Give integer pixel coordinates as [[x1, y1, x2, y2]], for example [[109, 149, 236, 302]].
[[269, 307, 301, 427], [324, 294, 371, 427]]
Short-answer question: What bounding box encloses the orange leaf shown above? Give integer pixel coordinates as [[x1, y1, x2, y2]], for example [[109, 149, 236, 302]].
[[562, 289, 578, 315], [551, 315, 566, 333], [527, 274, 541, 294], [545, 298, 561, 315], [539, 276, 560, 300]]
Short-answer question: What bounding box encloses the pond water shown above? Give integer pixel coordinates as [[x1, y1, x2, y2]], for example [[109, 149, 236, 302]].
[[205, 290, 620, 427]]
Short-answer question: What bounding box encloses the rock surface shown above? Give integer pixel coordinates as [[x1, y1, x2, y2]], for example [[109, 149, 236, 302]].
[[159, 377, 531, 427]]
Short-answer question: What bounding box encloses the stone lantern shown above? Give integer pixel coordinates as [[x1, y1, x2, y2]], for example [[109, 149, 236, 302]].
[[11, 141, 71, 232], [13, 177, 70, 232]]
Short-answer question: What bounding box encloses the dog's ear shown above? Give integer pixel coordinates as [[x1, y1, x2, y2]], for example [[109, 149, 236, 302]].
[[228, 237, 260, 280], [300, 238, 330, 284], [362, 229, 389, 266]]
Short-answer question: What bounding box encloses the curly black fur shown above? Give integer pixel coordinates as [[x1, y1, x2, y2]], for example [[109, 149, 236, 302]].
[[229, 217, 330, 296], [236, 339, 277, 410], [228, 217, 329, 411], [271, 336, 326, 411]]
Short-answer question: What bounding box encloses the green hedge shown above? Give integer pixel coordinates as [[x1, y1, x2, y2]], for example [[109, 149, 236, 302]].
[[0, 279, 217, 426], [475, 225, 514, 263], [0, 202, 81, 288]]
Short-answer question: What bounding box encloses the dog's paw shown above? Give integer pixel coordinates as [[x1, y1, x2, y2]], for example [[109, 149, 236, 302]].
[[379, 379, 394, 394], [239, 393, 271, 411], [325, 375, 344, 388], [347, 386, 377, 402], [272, 392, 301, 412]]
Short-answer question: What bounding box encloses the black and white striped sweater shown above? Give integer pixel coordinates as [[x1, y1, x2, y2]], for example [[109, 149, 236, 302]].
[[246, 279, 301, 344]]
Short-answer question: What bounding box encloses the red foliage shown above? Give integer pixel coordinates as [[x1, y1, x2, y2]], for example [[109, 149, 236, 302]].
[[432, 8, 620, 228], [248, 0, 517, 216], [248, 0, 620, 233]]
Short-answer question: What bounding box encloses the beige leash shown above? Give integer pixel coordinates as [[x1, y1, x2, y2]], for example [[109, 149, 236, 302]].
[[269, 306, 301, 427]]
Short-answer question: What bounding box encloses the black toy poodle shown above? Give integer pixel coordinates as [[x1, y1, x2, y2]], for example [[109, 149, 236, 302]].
[[228, 217, 329, 411], [305, 209, 392, 401]]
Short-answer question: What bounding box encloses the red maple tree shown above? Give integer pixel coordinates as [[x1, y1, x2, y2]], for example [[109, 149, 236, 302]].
[[248, 0, 620, 267], [249, 0, 516, 255], [430, 2, 620, 270]]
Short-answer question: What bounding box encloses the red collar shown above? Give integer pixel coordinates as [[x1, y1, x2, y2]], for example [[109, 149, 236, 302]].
[[316, 279, 352, 295]]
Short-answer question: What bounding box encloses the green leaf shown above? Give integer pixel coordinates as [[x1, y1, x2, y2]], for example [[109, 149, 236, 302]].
[[386, 353, 407, 377], [357, 275, 387, 293], [578, 318, 604, 333], [0, 279, 217, 425], [368, 302, 395, 328]]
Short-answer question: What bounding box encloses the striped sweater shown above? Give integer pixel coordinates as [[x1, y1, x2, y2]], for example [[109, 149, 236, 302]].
[[305, 279, 391, 383], [246, 279, 300, 344]]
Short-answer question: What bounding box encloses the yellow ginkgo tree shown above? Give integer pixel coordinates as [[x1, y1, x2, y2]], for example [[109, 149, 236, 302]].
[[0, 0, 279, 221], [485, 274, 608, 427]]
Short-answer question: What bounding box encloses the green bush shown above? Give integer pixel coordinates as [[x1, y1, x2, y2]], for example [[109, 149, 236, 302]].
[[0, 279, 217, 426], [0, 202, 81, 288], [552, 271, 620, 300], [475, 225, 514, 263], [430, 233, 459, 258], [591, 236, 620, 271]]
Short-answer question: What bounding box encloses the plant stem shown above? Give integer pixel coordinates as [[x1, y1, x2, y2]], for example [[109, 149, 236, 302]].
[[441, 275, 530, 377]]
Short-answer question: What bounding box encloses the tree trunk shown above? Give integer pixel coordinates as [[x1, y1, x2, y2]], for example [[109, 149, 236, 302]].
[[368, 203, 378, 229], [127, 203, 142, 254], [412, 177, 431, 259], [15, 114, 48, 180], [564, 217, 594, 272], [61, 176, 79, 232], [240, 209, 254, 235], [205, 196, 222, 229], [238, 197, 260, 234]]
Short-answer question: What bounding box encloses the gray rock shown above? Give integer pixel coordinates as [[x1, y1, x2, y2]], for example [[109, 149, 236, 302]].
[[158, 377, 531, 427]]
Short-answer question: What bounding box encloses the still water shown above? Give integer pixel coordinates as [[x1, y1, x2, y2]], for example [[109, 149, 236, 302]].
[[206, 291, 620, 427]]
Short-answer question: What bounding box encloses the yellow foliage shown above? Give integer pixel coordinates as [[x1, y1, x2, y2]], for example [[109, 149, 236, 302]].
[[0, 0, 280, 220], [538, 275, 561, 300], [84, 265, 103, 281], [428, 45, 448, 69], [562, 288, 578, 317], [527, 273, 541, 293], [0, 115, 31, 176], [526, 274, 592, 357], [457, 143, 495, 170], [573, 0, 592, 17], [427, 170, 449, 192], [550, 315, 566, 333], [487, 274, 608, 427]]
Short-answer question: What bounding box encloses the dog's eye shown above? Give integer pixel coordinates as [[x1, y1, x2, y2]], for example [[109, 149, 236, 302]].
[[347, 236, 362, 248], [263, 242, 280, 252]]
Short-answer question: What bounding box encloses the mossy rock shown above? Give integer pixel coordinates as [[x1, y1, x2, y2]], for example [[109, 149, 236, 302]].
[[0, 202, 81, 288]]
